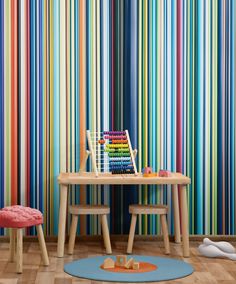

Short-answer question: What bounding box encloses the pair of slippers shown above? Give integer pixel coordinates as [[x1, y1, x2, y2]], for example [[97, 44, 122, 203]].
[[198, 238, 236, 260]]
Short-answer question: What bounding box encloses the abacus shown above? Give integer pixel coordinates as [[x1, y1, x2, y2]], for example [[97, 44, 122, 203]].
[[80, 130, 138, 177]]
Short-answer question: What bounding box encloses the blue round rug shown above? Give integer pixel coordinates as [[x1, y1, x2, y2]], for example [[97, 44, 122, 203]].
[[64, 255, 194, 282]]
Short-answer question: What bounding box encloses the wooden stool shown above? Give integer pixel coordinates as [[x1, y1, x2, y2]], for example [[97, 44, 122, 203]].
[[68, 205, 112, 254], [0, 205, 49, 273], [127, 204, 170, 254]]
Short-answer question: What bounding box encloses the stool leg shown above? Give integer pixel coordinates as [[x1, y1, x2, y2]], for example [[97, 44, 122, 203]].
[[36, 225, 49, 266], [127, 214, 137, 254], [9, 228, 16, 262], [160, 214, 170, 254], [68, 215, 78, 255], [101, 215, 112, 254], [16, 229, 23, 273]]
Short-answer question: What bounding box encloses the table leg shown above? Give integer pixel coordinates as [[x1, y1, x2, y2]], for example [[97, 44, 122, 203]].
[[180, 185, 190, 257], [57, 184, 68, 257], [172, 185, 181, 243]]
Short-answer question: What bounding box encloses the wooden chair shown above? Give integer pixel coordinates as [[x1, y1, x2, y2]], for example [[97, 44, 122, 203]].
[[0, 205, 49, 273], [68, 205, 112, 254], [127, 204, 170, 254]]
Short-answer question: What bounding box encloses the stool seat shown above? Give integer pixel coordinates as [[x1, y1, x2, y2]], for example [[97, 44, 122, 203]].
[[129, 204, 168, 215], [69, 205, 110, 215], [0, 205, 43, 228]]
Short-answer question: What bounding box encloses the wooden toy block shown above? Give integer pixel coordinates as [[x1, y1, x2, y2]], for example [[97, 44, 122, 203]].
[[143, 173, 157, 177], [124, 258, 134, 269], [159, 169, 172, 177], [132, 262, 140, 270], [103, 257, 115, 269], [115, 255, 127, 267]]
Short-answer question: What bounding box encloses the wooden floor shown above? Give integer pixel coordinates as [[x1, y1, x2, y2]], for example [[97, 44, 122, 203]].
[[0, 239, 235, 284]]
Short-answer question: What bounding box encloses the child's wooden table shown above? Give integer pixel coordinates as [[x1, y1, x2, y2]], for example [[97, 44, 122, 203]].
[[57, 172, 191, 258]]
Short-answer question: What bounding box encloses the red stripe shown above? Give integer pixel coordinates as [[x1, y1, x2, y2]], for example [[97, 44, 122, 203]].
[[11, 0, 18, 205]]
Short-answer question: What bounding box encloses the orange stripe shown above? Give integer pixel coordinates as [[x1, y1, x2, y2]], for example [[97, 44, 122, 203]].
[[11, 0, 18, 205], [79, 0, 86, 234]]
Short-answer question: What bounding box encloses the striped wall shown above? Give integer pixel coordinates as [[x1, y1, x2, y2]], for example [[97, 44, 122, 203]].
[[0, 0, 236, 236]]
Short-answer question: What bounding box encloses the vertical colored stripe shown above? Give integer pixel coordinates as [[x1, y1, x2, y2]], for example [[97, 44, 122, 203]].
[[0, 0, 235, 237]]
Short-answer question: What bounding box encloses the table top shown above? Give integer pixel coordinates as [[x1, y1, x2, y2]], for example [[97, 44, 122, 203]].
[[58, 172, 191, 186]]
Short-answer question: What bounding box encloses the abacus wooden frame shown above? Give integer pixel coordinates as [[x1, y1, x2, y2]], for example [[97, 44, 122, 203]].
[[79, 130, 138, 177]]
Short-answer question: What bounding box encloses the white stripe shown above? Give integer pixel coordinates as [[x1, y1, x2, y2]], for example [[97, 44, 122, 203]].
[[66, 0, 71, 172], [60, 0, 66, 172], [103, 0, 110, 206], [96, 0, 102, 234], [166, 0, 172, 231]]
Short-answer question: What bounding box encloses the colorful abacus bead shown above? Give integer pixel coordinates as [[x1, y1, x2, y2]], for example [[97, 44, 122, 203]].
[[110, 161, 131, 166], [98, 139, 105, 144], [104, 148, 115, 152], [108, 152, 130, 157], [118, 148, 129, 152], [109, 157, 131, 161], [104, 135, 127, 140], [106, 144, 128, 148], [112, 140, 128, 144], [103, 131, 126, 135]]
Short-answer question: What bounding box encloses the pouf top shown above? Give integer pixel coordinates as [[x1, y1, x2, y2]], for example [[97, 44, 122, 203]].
[[0, 205, 43, 228]]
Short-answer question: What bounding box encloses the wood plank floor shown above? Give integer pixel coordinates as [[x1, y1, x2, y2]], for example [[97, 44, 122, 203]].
[[0, 240, 235, 284]]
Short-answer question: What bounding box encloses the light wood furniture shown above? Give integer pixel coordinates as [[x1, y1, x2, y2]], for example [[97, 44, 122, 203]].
[[127, 205, 170, 254], [57, 172, 191, 258], [10, 225, 49, 273], [68, 205, 112, 255]]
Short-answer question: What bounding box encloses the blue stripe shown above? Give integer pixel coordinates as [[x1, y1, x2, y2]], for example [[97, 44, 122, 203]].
[[0, 0, 4, 235], [196, 0, 204, 233], [39, 0, 43, 213], [230, 0, 235, 234], [217, 0, 223, 234]]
